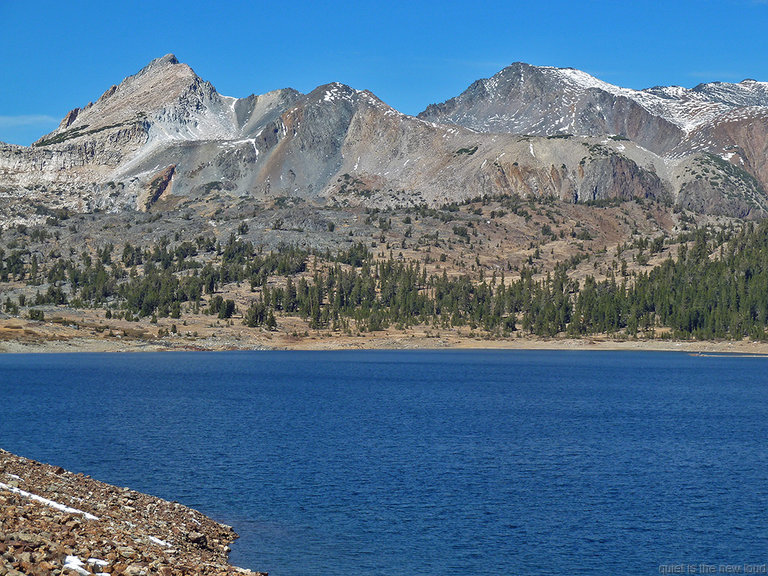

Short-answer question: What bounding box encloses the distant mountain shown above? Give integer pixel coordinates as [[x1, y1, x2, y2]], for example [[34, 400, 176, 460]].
[[419, 63, 768, 215], [1, 55, 768, 224], [419, 62, 768, 149], [421, 63, 687, 154]]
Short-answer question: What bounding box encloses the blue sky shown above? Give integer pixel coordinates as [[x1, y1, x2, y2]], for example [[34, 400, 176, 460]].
[[2, 0, 767, 145]]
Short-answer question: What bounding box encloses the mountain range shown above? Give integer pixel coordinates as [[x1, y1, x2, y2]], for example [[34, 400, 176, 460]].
[[2, 54, 768, 225]]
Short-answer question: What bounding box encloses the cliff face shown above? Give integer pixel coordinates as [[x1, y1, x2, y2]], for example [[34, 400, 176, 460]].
[[674, 107, 768, 190], [2, 55, 768, 226]]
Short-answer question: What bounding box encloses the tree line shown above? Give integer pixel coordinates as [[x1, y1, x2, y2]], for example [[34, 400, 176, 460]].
[[3, 221, 768, 340]]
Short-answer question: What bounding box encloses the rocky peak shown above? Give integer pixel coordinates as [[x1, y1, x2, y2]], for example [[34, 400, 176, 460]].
[[128, 53, 183, 83], [310, 82, 361, 105], [31, 53, 236, 154], [89, 54, 202, 118], [143, 52, 180, 69]]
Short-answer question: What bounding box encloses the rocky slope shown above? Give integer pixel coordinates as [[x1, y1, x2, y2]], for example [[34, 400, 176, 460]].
[[0, 448, 264, 576], [1, 55, 768, 225]]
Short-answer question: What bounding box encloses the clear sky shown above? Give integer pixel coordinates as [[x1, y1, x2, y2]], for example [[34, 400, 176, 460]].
[[2, 0, 767, 145]]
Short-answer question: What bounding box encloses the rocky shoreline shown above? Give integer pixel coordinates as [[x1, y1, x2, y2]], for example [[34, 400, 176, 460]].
[[0, 449, 265, 576]]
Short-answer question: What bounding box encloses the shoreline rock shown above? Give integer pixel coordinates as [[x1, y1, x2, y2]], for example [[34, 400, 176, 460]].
[[0, 448, 265, 576]]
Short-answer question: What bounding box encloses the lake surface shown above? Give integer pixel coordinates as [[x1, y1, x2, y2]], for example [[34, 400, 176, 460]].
[[2, 350, 768, 575]]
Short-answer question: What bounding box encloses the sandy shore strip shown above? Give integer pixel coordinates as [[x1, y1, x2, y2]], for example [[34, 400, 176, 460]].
[[3, 312, 768, 356], [1, 329, 768, 356]]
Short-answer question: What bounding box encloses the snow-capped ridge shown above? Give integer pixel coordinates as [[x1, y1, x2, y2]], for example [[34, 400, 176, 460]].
[[422, 61, 768, 138]]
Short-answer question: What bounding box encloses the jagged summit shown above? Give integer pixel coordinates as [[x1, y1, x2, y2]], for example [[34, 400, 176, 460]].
[[133, 53, 181, 76], [154, 53, 180, 66]]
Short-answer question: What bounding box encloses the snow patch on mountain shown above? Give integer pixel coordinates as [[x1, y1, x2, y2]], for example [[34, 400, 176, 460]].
[[546, 67, 733, 133]]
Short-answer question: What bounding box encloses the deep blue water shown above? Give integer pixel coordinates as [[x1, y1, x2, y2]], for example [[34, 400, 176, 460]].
[[1, 350, 768, 575]]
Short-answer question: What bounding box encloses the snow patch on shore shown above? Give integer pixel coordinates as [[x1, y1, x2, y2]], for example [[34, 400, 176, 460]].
[[0, 481, 99, 520], [64, 555, 109, 576]]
